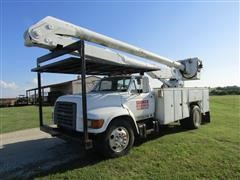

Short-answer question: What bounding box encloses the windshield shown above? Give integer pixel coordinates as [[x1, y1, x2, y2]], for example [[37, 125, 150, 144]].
[[92, 77, 131, 92]]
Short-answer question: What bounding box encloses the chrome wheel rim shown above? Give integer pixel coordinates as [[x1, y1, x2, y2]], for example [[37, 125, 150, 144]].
[[109, 127, 129, 153]]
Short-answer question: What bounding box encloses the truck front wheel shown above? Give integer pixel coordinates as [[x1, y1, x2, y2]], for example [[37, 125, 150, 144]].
[[97, 120, 135, 158]]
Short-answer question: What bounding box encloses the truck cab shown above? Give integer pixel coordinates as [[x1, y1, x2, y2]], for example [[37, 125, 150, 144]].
[[54, 75, 153, 134], [53, 75, 157, 157]]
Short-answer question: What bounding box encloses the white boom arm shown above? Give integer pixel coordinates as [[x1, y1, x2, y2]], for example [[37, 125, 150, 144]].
[[24, 16, 202, 86], [25, 16, 184, 70]]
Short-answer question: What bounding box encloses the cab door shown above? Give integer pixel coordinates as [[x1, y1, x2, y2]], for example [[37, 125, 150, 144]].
[[122, 76, 155, 121]]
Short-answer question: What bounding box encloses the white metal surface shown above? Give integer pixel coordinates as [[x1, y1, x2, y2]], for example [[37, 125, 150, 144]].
[[54, 76, 209, 133], [56, 92, 126, 133], [182, 89, 190, 118], [24, 22, 160, 72], [24, 16, 203, 86], [174, 90, 183, 120], [189, 89, 203, 102], [154, 89, 174, 124], [202, 89, 209, 113], [154, 87, 209, 124], [25, 16, 184, 70]]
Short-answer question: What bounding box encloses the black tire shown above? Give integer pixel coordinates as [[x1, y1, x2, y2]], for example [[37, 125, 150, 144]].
[[96, 119, 135, 158], [180, 118, 189, 129], [189, 105, 202, 129], [180, 105, 202, 129]]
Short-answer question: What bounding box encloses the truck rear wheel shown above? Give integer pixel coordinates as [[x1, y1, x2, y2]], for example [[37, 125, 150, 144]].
[[97, 120, 134, 158], [190, 105, 202, 129], [180, 105, 202, 129]]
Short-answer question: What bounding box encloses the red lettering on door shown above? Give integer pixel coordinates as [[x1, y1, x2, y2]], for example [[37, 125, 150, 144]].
[[136, 100, 149, 110]]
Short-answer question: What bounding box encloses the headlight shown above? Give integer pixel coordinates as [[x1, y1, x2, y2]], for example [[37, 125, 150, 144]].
[[87, 119, 104, 129]]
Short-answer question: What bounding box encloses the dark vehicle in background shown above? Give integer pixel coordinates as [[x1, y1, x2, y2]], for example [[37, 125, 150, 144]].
[[14, 95, 29, 106]]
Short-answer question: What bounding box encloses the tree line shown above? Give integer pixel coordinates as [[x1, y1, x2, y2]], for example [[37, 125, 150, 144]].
[[210, 86, 240, 95]]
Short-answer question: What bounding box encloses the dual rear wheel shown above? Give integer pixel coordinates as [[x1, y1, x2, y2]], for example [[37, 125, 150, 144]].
[[181, 105, 202, 129]]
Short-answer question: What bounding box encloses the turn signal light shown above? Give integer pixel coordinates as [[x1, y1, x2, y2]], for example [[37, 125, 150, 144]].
[[88, 119, 104, 129]]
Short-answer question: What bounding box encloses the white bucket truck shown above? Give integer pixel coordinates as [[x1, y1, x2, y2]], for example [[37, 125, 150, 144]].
[[25, 17, 210, 157]]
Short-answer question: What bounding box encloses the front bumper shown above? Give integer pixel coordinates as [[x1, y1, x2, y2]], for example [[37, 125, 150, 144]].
[[40, 125, 93, 149]]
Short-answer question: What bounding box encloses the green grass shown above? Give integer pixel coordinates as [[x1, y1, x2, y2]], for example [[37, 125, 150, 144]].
[[41, 96, 240, 179], [0, 105, 53, 134], [1, 96, 240, 179]]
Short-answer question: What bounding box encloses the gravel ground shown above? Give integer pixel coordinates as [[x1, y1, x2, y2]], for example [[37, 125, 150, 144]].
[[0, 128, 88, 179]]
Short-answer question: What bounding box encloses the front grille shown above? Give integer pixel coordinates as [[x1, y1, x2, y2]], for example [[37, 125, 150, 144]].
[[54, 102, 76, 129]]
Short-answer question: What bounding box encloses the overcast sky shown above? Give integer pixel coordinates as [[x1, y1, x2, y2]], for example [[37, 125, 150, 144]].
[[0, 1, 239, 98]]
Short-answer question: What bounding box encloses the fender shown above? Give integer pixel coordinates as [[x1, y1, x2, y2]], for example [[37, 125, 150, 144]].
[[122, 104, 139, 134], [87, 106, 138, 134], [189, 101, 202, 112]]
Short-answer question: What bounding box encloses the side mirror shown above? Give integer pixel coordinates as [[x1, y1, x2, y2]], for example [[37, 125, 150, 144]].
[[142, 77, 149, 93]]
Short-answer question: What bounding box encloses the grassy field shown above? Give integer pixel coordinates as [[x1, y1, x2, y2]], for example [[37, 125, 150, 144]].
[[1, 96, 240, 179], [0, 105, 53, 134]]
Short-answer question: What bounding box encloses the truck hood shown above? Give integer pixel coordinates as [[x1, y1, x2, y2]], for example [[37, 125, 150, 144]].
[[56, 92, 123, 110]]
